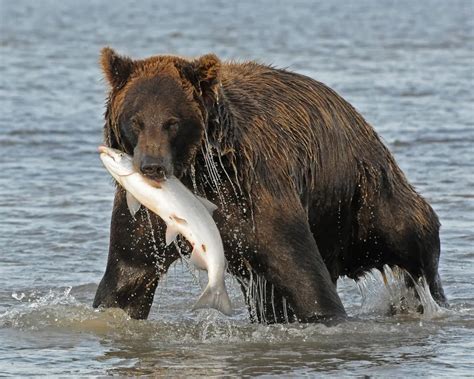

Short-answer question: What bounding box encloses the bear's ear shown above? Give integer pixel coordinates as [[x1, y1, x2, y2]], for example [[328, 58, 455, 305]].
[[193, 54, 221, 88], [100, 47, 134, 89], [178, 54, 221, 107]]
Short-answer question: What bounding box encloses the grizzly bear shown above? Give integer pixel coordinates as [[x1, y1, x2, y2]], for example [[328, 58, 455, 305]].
[[93, 47, 447, 323]]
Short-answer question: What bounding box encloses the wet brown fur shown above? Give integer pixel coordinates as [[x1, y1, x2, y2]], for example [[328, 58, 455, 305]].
[[94, 48, 447, 322]]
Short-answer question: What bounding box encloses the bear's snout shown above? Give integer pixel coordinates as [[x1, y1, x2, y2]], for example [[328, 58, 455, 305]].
[[140, 155, 172, 181]]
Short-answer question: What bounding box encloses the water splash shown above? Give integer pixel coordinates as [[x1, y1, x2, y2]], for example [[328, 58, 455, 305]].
[[412, 275, 442, 317], [0, 287, 131, 332], [200, 128, 252, 225], [282, 297, 289, 324], [239, 270, 293, 324], [196, 308, 232, 342], [11, 292, 26, 301], [356, 265, 444, 318], [144, 208, 163, 269], [201, 128, 225, 205], [172, 240, 202, 287]]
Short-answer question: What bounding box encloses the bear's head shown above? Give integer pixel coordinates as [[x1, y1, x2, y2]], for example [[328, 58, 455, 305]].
[[101, 47, 221, 181]]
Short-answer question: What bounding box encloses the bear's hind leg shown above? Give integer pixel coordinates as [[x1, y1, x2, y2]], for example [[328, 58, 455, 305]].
[[365, 198, 448, 308]]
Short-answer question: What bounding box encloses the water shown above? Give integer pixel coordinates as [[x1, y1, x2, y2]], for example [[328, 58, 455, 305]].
[[1, 0, 473, 376]]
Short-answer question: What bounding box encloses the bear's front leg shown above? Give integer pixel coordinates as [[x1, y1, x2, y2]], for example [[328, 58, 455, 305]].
[[251, 190, 347, 323], [93, 188, 180, 319]]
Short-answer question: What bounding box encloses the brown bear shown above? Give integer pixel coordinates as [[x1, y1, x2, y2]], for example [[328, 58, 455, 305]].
[[93, 47, 447, 323]]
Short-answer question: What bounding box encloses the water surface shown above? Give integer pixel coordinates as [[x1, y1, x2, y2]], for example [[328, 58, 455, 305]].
[[0, 0, 473, 376]]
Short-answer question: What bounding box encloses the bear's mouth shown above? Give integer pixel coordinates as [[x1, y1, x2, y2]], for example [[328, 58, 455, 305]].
[[139, 162, 173, 182], [143, 171, 168, 182]]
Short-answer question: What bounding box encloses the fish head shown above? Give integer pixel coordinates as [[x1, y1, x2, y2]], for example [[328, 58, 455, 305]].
[[98, 145, 135, 177]]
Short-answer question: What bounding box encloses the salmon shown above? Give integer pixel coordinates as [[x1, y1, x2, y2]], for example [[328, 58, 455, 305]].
[[98, 146, 232, 315]]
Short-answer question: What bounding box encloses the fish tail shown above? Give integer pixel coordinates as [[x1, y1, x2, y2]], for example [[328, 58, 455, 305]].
[[192, 282, 232, 316]]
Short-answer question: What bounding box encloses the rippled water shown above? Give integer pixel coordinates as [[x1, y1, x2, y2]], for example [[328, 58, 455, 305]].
[[1, 0, 473, 376]]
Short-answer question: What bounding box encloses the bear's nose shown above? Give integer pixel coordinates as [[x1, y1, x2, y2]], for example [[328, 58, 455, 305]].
[[140, 156, 167, 181]]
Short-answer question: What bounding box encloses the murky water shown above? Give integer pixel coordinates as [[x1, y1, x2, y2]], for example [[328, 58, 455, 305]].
[[1, 0, 473, 376]]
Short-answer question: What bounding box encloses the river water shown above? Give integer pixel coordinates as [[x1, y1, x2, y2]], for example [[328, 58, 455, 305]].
[[0, 0, 473, 376]]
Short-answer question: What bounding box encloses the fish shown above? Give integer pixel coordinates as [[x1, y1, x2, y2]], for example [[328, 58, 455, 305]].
[[98, 145, 232, 316]]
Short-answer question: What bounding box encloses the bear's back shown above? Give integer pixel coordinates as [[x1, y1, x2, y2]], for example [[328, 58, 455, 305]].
[[219, 60, 391, 174]]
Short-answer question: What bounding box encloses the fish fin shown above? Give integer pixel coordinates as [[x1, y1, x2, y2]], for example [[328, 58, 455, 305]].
[[197, 195, 218, 215], [190, 249, 207, 270], [192, 283, 233, 316], [165, 224, 179, 246], [126, 191, 141, 217]]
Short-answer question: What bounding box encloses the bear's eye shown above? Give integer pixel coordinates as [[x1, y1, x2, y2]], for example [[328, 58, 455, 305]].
[[163, 119, 179, 132], [131, 117, 144, 133]]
